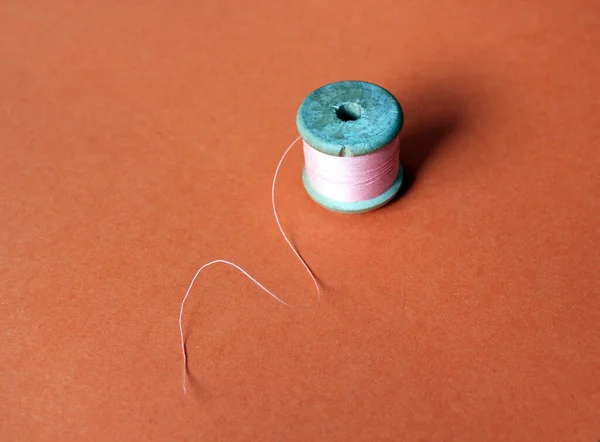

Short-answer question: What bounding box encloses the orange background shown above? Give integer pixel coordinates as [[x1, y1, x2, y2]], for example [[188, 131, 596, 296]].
[[1, 0, 599, 440]]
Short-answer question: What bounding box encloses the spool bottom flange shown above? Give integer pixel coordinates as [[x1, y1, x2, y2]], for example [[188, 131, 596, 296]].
[[301, 165, 404, 214]]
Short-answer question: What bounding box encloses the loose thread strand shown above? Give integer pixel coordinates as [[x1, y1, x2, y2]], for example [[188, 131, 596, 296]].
[[178, 136, 321, 396]]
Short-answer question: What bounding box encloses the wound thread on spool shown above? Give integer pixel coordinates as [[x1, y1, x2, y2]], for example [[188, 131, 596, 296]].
[[297, 80, 404, 213]]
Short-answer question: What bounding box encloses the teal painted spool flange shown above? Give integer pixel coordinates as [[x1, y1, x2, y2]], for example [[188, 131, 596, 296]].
[[296, 80, 404, 214]]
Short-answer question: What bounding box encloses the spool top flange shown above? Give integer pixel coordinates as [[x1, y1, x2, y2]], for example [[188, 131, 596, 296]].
[[296, 80, 403, 157]]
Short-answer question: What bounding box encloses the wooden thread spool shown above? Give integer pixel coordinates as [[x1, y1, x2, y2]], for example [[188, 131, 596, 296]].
[[297, 80, 404, 213]]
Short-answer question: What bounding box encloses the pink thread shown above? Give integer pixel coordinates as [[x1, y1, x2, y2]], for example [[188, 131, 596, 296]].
[[303, 136, 400, 203], [178, 136, 321, 396]]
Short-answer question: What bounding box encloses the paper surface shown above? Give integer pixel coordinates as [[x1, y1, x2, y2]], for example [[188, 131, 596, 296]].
[[1, 0, 599, 440]]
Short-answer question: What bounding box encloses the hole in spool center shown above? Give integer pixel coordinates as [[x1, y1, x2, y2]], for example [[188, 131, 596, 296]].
[[335, 103, 362, 121]]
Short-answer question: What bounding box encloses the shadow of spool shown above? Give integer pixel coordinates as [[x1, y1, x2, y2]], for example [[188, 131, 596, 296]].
[[389, 75, 475, 201]]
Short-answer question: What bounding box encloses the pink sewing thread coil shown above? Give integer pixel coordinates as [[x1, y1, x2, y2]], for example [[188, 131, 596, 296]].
[[179, 80, 403, 396], [303, 136, 400, 203]]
